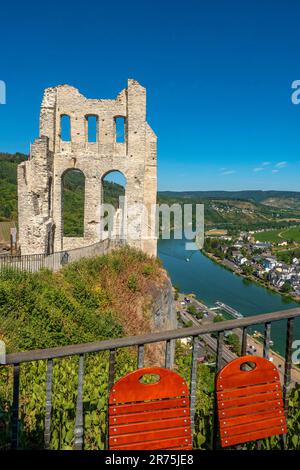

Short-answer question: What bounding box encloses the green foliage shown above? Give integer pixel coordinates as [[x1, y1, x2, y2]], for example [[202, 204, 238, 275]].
[[213, 314, 224, 323], [127, 273, 138, 292], [0, 153, 27, 221], [0, 247, 160, 352], [225, 333, 240, 355], [175, 342, 214, 449], [277, 248, 300, 265], [282, 281, 292, 293], [241, 264, 253, 276], [187, 304, 197, 315], [142, 264, 154, 276]]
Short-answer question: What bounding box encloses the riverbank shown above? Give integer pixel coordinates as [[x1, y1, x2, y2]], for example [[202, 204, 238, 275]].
[[202, 248, 300, 304]]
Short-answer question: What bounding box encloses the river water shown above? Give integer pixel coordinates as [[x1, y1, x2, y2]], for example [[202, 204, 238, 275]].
[[158, 238, 300, 355]]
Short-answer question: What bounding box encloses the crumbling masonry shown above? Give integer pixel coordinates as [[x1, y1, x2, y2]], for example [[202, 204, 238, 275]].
[[18, 79, 157, 256]]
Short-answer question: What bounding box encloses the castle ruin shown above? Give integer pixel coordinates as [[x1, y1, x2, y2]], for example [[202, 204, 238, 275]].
[[18, 79, 157, 257]]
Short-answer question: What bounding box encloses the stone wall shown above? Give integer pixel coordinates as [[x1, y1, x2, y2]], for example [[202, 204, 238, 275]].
[[18, 79, 157, 257]]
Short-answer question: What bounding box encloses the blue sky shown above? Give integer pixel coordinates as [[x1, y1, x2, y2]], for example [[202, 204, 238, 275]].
[[1, 0, 300, 191]]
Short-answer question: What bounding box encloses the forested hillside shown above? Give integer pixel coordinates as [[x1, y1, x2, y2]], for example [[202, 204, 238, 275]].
[[2, 152, 300, 237]]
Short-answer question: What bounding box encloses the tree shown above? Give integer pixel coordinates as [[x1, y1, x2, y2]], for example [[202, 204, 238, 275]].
[[242, 264, 253, 276], [282, 281, 292, 293], [226, 333, 240, 355], [213, 314, 224, 323], [187, 304, 197, 315]]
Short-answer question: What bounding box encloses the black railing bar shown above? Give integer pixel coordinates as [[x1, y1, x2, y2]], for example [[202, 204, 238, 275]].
[[216, 332, 224, 373], [4, 308, 300, 365], [212, 331, 224, 450], [281, 317, 294, 450], [283, 318, 294, 413], [73, 354, 84, 451], [108, 349, 116, 393], [44, 358, 53, 450], [263, 322, 271, 360], [241, 327, 247, 356], [137, 344, 144, 368], [107, 348, 116, 450], [165, 340, 172, 369], [11, 364, 20, 450], [189, 336, 199, 438]]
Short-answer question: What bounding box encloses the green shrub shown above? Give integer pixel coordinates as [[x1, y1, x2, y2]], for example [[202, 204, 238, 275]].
[[127, 274, 138, 292]]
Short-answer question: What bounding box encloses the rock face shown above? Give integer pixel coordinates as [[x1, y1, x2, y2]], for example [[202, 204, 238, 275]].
[[150, 275, 177, 332], [146, 274, 177, 366], [18, 79, 157, 257]]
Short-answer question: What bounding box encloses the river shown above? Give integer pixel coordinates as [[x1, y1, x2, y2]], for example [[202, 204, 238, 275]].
[[158, 238, 300, 355]]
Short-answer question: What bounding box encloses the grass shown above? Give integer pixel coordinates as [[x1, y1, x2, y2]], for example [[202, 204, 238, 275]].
[[255, 226, 300, 243], [280, 227, 300, 243], [254, 229, 282, 243]]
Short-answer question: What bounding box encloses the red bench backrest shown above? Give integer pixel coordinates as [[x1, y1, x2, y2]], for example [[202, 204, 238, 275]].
[[108, 366, 192, 450], [216, 355, 287, 447]]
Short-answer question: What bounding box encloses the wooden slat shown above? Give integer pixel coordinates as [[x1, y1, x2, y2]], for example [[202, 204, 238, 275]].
[[219, 408, 284, 428], [111, 416, 191, 435], [221, 425, 287, 447], [109, 406, 189, 425], [219, 390, 282, 409], [217, 382, 279, 400], [220, 416, 286, 438], [219, 369, 279, 389], [219, 398, 283, 418], [110, 397, 189, 415], [110, 436, 192, 450], [110, 425, 190, 447], [109, 367, 188, 404], [217, 356, 280, 390]]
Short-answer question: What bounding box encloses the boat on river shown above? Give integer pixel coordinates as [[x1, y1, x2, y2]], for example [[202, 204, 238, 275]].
[[215, 301, 243, 319]]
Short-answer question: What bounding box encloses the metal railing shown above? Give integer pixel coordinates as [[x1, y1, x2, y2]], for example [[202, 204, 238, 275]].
[[0, 238, 124, 272], [1, 307, 300, 450]]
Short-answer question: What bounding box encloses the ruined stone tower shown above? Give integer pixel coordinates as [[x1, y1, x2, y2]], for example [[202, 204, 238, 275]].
[[18, 79, 157, 256]]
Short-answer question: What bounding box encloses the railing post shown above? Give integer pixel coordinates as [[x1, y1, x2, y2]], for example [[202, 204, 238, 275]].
[[190, 336, 199, 440], [212, 331, 224, 450], [11, 364, 20, 450], [44, 359, 53, 449], [108, 349, 116, 392], [263, 322, 271, 360], [137, 344, 144, 368], [281, 317, 294, 450], [74, 354, 84, 450], [165, 340, 171, 369], [107, 349, 116, 450], [241, 327, 247, 356]]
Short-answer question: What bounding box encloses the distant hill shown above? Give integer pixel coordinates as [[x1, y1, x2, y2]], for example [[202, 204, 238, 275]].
[[158, 190, 300, 206]]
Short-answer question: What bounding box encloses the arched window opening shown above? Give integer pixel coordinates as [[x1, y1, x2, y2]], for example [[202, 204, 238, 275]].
[[60, 114, 71, 142], [101, 171, 126, 233], [86, 115, 98, 142], [115, 116, 126, 143], [62, 169, 85, 237]]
